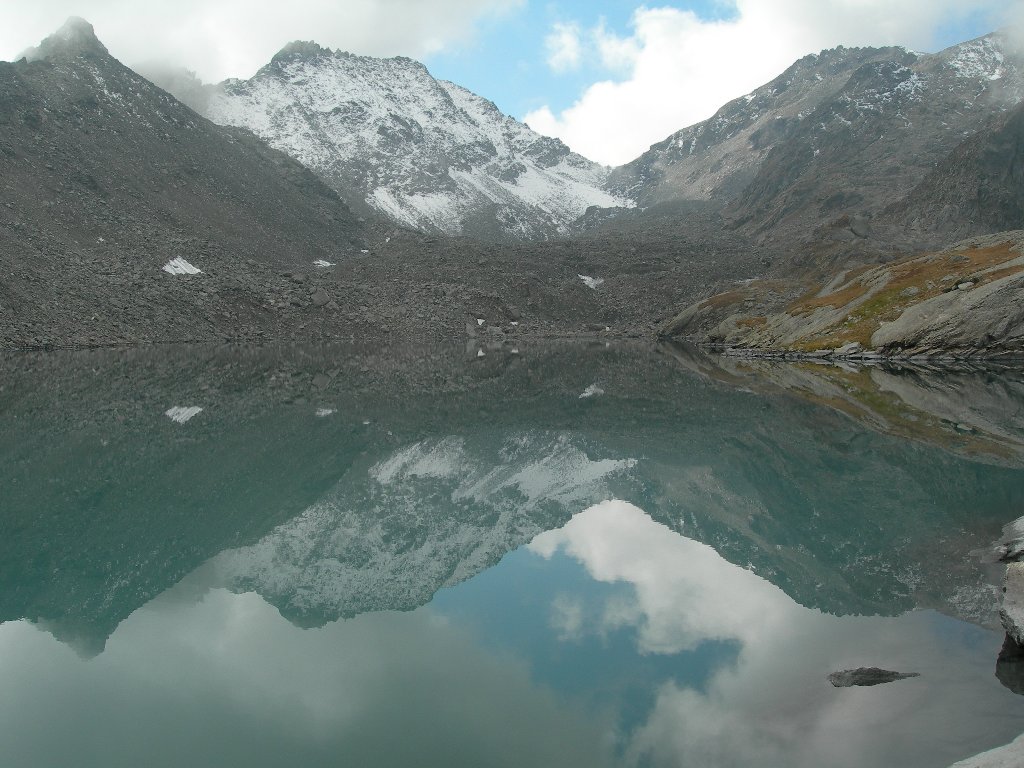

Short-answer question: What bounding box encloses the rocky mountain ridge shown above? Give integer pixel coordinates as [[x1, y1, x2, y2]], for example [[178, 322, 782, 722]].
[[607, 45, 910, 205], [609, 31, 1024, 255], [140, 26, 1024, 262], [197, 43, 625, 241]]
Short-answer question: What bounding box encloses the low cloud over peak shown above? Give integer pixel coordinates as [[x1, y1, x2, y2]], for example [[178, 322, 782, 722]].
[[0, 0, 523, 83]]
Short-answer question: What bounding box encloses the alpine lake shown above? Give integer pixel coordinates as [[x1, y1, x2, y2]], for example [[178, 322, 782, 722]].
[[3, 341, 1024, 768]]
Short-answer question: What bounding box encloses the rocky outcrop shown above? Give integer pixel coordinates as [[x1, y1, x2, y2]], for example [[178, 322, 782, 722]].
[[871, 269, 1024, 354], [660, 232, 1024, 359]]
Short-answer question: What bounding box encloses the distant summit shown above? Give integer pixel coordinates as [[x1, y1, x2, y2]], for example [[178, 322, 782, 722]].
[[272, 40, 329, 62], [20, 16, 108, 62], [609, 31, 1024, 255], [194, 47, 626, 241]]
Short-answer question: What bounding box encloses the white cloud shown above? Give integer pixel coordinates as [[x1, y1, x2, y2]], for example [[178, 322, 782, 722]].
[[0, 0, 524, 82], [545, 21, 583, 72], [530, 499, 799, 654], [524, 0, 1016, 165], [594, 20, 640, 71]]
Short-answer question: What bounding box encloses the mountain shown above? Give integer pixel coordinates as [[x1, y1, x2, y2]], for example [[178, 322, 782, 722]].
[[607, 45, 908, 206], [0, 18, 376, 348], [730, 32, 1023, 246], [192, 43, 625, 241], [608, 32, 1023, 254], [0, 19, 767, 349]]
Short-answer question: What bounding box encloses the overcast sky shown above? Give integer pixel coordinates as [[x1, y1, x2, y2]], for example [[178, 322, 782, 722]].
[[3, 1, 1021, 165]]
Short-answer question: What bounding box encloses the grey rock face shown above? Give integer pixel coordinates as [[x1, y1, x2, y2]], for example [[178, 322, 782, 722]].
[[871, 269, 1024, 354], [19, 17, 108, 62], [879, 101, 1024, 248], [828, 668, 921, 687], [661, 232, 1024, 359]]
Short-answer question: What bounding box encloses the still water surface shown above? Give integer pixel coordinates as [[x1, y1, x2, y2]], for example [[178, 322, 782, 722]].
[[2, 343, 1024, 767]]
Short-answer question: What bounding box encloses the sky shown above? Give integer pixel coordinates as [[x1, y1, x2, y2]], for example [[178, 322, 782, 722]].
[[2, 1, 1021, 165]]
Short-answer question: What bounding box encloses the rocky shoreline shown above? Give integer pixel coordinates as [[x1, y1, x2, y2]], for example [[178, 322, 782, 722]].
[[661, 232, 1024, 361]]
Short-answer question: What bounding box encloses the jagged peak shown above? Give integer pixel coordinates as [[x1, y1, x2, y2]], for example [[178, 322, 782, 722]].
[[272, 40, 329, 62], [266, 43, 431, 74], [20, 17, 108, 62]]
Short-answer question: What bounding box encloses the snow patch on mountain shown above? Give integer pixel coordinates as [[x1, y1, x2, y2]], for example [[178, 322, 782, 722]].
[[948, 37, 1007, 81], [204, 47, 626, 239], [162, 257, 201, 275]]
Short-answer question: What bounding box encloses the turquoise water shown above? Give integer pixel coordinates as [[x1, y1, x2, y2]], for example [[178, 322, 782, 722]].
[[2, 344, 1024, 767]]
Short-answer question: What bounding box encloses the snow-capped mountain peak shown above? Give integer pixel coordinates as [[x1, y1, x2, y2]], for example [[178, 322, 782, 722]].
[[203, 44, 627, 240]]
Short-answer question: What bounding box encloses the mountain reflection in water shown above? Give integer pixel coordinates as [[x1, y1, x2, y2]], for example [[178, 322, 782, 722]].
[[2, 343, 1024, 766]]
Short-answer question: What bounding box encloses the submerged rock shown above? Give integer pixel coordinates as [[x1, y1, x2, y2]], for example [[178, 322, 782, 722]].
[[828, 667, 920, 687]]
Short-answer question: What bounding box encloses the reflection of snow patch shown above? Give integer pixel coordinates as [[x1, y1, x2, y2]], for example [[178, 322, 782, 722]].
[[315, 408, 336, 417], [372, 433, 636, 513], [372, 436, 467, 485], [313, 260, 335, 267], [579, 384, 604, 399], [578, 275, 603, 289], [162, 258, 202, 275], [165, 406, 202, 424]]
